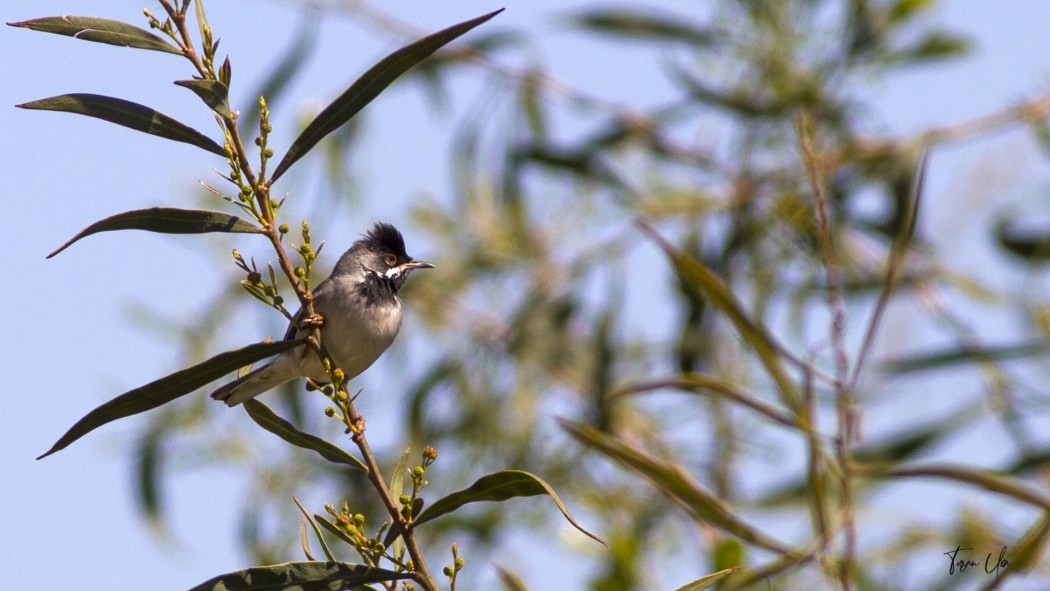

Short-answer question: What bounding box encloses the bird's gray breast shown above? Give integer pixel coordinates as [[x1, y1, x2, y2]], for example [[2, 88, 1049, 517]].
[[297, 278, 403, 382]]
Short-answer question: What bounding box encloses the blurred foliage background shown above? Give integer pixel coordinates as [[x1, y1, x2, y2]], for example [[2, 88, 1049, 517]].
[[122, 0, 1050, 588]]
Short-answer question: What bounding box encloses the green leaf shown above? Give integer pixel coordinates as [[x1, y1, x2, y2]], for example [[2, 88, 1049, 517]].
[[888, 0, 937, 23], [407, 469, 605, 547], [880, 340, 1049, 374], [293, 497, 336, 562], [242, 399, 366, 472], [136, 426, 165, 525], [37, 339, 304, 460], [885, 31, 970, 66], [636, 221, 801, 412], [615, 374, 800, 432], [567, 9, 715, 46], [388, 447, 412, 501], [495, 566, 530, 591], [194, 0, 211, 47], [18, 93, 225, 156], [185, 561, 409, 591], [996, 217, 1050, 262], [175, 79, 232, 118], [849, 142, 929, 389], [671, 567, 740, 591], [269, 9, 503, 182], [314, 514, 356, 546], [7, 15, 182, 55], [862, 462, 1050, 510], [561, 420, 796, 555], [387, 447, 412, 560], [47, 207, 262, 259], [1010, 510, 1050, 573]]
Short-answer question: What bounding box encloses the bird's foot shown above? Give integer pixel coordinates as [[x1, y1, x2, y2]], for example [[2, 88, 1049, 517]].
[[299, 313, 324, 330]]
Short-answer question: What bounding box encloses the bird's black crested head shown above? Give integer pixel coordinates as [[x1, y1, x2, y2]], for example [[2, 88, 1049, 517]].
[[361, 222, 407, 257], [333, 222, 433, 304]]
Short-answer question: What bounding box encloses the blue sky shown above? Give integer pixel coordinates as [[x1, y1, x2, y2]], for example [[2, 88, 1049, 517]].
[[5, 1, 1050, 589]]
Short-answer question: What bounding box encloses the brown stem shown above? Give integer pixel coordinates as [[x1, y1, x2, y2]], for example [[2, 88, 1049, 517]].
[[343, 398, 439, 591], [797, 112, 855, 590], [164, 4, 439, 586]]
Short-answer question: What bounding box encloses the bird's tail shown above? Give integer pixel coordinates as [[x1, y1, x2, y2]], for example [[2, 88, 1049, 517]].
[[209, 363, 290, 406]]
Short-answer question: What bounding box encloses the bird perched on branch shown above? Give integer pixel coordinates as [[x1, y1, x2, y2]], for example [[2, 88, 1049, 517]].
[[211, 222, 434, 406]]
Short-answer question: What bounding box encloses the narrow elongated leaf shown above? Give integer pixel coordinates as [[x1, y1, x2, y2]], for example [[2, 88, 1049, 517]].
[[495, 566, 530, 591], [849, 143, 929, 390], [671, 567, 740, 591], [567, 9, 716, 46], [997, 217, 1050, 261], [186, 561, 408, 591], [863, 462, 1050, 510], [403, 470, 604, 547], [37, 339, 304, 460], [387, 447, 412, 561], [562, 420, 796, 555], [884, 31, 970, 66], [880, 340, 1049, 374], [243, 399, 366, 472], [1010, 509, 1050, 573], [194, 0, 211, 47], [756, 410, 963, 507], [136, 427, 165, 524], [615, 374, 800, 432], [270, 9, 503, 182], [293, 497, 336, 562], [314, 514, 356, 545], [175, 79, 232, 118], [636, 221, 801, 412], [18, 93, 225, 156], [48, 207, 262, 258], [8, 16, 182, 54]]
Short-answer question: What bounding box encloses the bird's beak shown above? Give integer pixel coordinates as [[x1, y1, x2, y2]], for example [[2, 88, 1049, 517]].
[[401, 260, 435, 271]]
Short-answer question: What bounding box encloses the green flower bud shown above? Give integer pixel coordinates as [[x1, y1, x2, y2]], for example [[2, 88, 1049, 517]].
[[278, 223, 289, 235], [412, 466, 425, 478], [324, 406, 335, 417], [443, 567, 453, 577], [399, 495, 411, 507]]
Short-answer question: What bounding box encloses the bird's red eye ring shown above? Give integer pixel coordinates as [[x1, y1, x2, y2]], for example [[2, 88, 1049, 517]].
[[385, 254, 397, 266]]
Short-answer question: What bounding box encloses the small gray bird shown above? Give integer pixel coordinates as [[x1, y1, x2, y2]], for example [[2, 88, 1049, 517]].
[[210, 222, 434, 406]]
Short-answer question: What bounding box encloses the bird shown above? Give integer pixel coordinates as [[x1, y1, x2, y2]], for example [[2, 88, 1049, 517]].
[[210, 222, 434, 406]]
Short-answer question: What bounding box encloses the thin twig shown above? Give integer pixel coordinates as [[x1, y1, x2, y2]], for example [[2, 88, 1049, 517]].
[[797, 111, 854, 591]]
